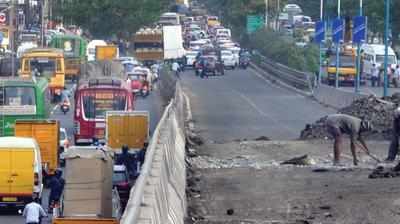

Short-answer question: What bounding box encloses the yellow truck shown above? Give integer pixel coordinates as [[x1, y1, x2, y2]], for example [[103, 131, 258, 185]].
[[133, 28, 164, 61], [14, 120, 60, 176], [95, 45, 119, 61], [20, 48, 66, 102], [0, 137, 43, 208], [106, 111, 149, 150]]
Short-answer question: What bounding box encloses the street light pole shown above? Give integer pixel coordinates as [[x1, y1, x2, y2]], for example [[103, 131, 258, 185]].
[[355, 0, 363, 93], [383, 0, 390, 97], [265, 0, 268, 28], [10, 0, 15, 77], [335, 0, 341, 88]]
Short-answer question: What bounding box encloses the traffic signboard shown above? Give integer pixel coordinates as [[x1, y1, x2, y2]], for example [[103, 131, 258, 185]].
[[247, 15, 264, 34], [314, 21, 325, 43], [353, 16, 367, 44], [332, 18, 344, 44]]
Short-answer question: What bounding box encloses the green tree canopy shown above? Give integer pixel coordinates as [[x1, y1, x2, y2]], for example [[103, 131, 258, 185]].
[[52, 0, 171, 39]]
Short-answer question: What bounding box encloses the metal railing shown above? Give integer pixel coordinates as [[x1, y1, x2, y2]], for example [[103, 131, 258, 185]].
[[252, 52, 314, 92]]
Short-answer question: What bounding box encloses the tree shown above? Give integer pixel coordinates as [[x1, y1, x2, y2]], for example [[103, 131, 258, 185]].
[[52, 0, 171, 39]]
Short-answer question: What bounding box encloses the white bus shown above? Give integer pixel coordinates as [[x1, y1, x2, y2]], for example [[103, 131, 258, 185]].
[[361, 44, 397, 77]]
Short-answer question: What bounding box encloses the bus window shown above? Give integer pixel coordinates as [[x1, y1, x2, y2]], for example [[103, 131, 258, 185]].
[[82, 90, 127, 119], [30, 58, 56, 77], [0, 87, 35, 106]]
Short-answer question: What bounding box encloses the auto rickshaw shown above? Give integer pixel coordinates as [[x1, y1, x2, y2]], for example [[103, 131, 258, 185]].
[[127, 72, 150, 97]]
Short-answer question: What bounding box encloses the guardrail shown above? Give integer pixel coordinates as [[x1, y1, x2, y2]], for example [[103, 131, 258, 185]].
[[252, 52, 314, 92], [120, 84, 186, 224]]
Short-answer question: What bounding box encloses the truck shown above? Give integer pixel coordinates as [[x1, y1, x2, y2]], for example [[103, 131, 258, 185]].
[[133, 25, 185, 62], [14, 120, 60, 177], [53, 147, 120, 224], [106, 111, 149, 151], [96, 45, 119, 61], [0, 137, 43, 208]]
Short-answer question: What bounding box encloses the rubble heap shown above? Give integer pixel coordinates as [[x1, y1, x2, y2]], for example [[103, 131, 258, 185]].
[[300, 95, 396, 140]]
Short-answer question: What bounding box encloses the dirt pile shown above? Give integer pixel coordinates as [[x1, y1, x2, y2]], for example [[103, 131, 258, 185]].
[[300, 95, 396, 140]]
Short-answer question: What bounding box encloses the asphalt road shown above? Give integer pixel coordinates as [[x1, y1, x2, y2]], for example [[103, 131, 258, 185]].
[[181, 67, 335, 142], [0, 81, 163, 223]]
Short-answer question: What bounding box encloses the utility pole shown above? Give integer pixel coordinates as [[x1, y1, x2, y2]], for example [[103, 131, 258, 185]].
[[10, 0, 15, 77], [318, 0, 324, 87], [383, 0, 390, 97], [335, 0, 341, 88], [265, 0, 268, 28], [355, 0, 363, 93]]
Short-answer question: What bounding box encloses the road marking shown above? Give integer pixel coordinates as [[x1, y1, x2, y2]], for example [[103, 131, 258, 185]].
[[233, 90, 296, 135]]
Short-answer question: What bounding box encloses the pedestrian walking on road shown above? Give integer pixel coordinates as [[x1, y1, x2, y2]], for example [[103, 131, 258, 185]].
[[386, 106, 400, 161], [23, 196, 47, 224], [48, 169, 65, 212], [172, 61, 180, 79], [371, 64, 379, 87], [393, 65, 400, 88], [325, 114, 373, 166]]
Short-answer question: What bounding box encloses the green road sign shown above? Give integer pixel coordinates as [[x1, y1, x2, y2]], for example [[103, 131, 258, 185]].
[[247, 15, 264, 34]]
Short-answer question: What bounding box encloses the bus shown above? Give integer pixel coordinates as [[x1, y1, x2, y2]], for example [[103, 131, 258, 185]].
[[0, 77, 49, 136], [49, 34, 88, 80], [74, 78, 134, 145], [20, 48, 66, 102]]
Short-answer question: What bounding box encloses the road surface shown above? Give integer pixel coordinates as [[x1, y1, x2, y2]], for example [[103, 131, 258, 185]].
[[181, 67, 335, 142], [0, 82, 163, 223]]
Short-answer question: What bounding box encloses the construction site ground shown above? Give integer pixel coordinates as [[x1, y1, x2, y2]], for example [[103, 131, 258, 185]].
[[187, 139, 400, 224]]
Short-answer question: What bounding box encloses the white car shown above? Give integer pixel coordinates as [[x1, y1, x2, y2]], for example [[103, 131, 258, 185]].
[[221, 50, 236, 69], [227, 47, 241, 65], [185, 51, 199, 67]]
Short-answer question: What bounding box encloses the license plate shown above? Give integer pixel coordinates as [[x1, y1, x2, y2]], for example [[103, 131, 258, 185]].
[[2, 197, 17, 202], [95, 123, 105, 128]]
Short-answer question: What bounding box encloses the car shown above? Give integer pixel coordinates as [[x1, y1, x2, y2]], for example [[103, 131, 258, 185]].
[[59, 128, 70, 166], [227, 46, 241, 65], [195, 55, 224, 76], [113, 165, 131, 209], [221, 50, 236, 69], [185, 51, 199, 67]]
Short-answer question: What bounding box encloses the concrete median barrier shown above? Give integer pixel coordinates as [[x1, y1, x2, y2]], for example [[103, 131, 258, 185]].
[[120, 84, 187, 224]]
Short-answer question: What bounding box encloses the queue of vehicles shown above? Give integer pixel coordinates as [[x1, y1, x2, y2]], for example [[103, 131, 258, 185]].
[[182, 14, 251, 78], [0, 25, 157, 224]]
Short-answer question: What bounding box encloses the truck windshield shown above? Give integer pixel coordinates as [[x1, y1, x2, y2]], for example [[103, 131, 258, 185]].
[[376, 55, 396, 65], [329, 56, 354, 68], [30, 58, 56, 77], [81, 90, 127, 119]]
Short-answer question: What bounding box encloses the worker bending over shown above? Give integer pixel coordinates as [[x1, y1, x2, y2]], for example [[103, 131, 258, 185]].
[[325, 114, 372, 166]]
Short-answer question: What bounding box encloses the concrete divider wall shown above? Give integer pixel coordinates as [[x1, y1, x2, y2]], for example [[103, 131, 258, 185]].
[[313, 84, 369, 109], [121, 84, 186, 224]]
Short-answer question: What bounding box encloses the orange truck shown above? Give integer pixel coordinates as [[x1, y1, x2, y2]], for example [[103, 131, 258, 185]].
[[95, 45, 119, 61], [14, 120, 60, 176], [106, 111, 149, 151]]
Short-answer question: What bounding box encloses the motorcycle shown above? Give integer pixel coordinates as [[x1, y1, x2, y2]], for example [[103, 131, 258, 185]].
[[239, 57, 250, 69], [60, 101, 70, 114]]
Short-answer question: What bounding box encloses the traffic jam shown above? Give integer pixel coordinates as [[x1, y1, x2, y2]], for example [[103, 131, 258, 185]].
[[182, 15, 251, 78], [0, 23, 159, 224]]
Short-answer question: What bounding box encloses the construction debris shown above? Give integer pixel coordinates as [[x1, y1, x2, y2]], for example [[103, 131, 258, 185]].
[[300, 95, 397, 140], [281, 155, 316, 166], [369, 164, 400, 179]]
